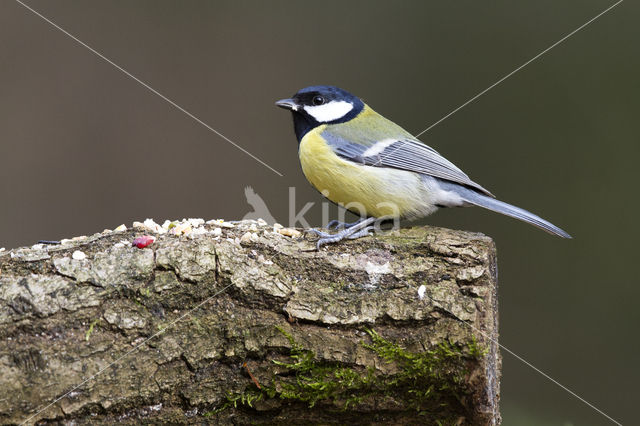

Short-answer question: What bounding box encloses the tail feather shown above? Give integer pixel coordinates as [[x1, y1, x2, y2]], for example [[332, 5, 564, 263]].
[[440, 181, 572, 238]]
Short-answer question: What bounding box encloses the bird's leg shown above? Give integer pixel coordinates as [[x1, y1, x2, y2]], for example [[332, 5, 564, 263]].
[[308, 217, 367, 238], [307, 217, 368, 238], [307, 217, 377, 250], [326, 218, 366, 230]]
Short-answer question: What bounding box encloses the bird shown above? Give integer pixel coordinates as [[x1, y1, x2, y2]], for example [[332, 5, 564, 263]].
[[275, 85, 571, 248]]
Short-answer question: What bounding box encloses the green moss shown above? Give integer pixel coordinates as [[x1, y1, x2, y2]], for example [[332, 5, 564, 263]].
[[270, 326, 377, 409], [190, 316, 205, 333], [85, 319, 101, 341], [466, 335, 489, 358], [326, 279, 348, 291], [361, 329, 479, 410], [207, 326, 486, 418], [205, 389, 266, 415]]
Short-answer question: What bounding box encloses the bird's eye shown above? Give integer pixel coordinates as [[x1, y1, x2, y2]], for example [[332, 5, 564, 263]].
[[312, 96, 325, 106]]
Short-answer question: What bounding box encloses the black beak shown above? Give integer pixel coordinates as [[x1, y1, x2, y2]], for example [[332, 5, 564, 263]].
[[275, 98, 298, 111]]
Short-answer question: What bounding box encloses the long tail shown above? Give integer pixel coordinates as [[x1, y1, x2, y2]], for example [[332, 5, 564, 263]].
[[439, 181, 572, 238]]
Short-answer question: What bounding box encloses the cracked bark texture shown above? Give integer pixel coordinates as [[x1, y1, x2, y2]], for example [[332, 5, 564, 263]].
[[0, 220, 501, 425]]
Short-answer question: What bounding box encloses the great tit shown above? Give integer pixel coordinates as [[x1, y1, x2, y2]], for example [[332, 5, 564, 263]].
[[276, 85, 571, 248]]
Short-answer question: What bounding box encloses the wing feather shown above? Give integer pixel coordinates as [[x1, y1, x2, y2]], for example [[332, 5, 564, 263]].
[[322, 125, 494, 197]]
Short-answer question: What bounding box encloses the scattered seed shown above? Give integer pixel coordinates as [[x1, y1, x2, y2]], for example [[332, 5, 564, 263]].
[[132, 235, 156, 249], [277, 227, 302, 238], [72, 250, 87, 260]]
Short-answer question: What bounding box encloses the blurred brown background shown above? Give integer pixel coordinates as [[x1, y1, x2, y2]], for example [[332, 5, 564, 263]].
[[1, 1, 638, 424]]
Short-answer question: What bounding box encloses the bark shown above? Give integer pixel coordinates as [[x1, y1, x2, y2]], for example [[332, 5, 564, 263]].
[[0, 220, 500, 425]]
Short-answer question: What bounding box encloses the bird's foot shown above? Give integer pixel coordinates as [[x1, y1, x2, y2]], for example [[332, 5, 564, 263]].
[[306, 228, 334, 239], [345, 226, 375, 240], [307, 217, 376, 250], [326, 219, 365, 230]]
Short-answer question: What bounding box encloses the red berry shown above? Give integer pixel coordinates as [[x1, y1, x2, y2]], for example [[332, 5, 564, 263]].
[[132, 235, 155, 248]]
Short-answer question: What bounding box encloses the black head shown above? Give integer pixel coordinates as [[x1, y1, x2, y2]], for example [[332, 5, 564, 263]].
[[276, 85, 365, 141]]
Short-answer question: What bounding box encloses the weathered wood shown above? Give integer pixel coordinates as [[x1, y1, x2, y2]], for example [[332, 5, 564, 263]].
[[0, 220, 500, 425]]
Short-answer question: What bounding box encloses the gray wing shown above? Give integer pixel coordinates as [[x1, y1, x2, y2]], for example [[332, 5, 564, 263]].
[[322, 128, 494, 197]]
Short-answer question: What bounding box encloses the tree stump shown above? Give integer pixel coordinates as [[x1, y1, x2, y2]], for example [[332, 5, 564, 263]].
[[0, 219, 500, 425]]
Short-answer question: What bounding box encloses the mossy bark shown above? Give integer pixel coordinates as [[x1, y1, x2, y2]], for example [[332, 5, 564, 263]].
[[0, 221, 500, 425]]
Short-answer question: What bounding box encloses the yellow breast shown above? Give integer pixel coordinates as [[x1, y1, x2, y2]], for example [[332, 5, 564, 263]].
[[298, 126, 429, 218]]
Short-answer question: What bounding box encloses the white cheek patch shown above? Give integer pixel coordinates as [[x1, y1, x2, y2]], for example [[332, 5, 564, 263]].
[[363, 138, 397, 157], [304, 101, 353, 122]]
